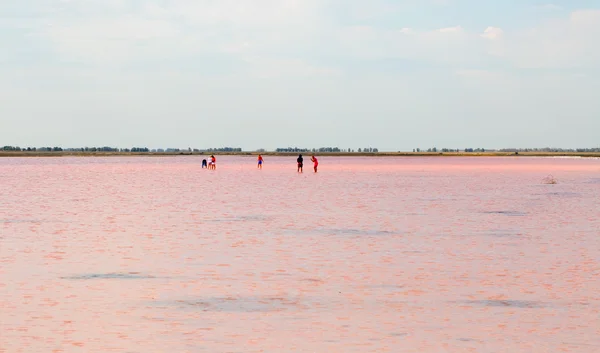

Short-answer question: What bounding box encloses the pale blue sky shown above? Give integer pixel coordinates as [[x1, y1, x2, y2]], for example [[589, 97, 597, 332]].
[[1, 0, 599, 151]]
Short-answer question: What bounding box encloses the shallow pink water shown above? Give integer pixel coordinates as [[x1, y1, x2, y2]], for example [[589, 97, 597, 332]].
[[1, 156, 599, 353]]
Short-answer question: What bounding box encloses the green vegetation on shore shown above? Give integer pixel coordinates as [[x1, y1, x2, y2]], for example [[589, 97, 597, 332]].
[[1, 150, 600, 158]]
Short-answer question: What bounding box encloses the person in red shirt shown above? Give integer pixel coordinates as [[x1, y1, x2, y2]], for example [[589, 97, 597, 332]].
[[257, 154, 263, 169], [209, 155, 216, 170], [310, 155, 318, 173]]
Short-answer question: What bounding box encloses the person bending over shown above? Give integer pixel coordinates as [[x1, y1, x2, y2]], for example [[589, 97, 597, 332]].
[[310, 155, 318, 173]]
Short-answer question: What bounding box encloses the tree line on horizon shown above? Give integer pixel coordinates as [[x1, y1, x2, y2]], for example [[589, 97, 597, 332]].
[[1, 145, 382, 153], [414, 148, 487, 153], [0, 146, 242, 153], [2, 145, 599, 153], [413, 147, 600, 153], [413, 147, 482, 153], [273, 147, 379, 153], [497, 147, 600, 152]]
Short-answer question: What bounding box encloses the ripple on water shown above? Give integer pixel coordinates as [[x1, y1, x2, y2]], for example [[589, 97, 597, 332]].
[[316, 228, 397, 236], [481, 211, 527, 217], [282, 227, 397, 237], [474, 228, 524, 239], [457, 299, 547, 309], [157, 295, 315, 313], [365, 284, 405, 291], [534, 191, 581, 198], [205, 215, 271, 223], [61, 272, 156, 280], [1, 219, 44, 224]]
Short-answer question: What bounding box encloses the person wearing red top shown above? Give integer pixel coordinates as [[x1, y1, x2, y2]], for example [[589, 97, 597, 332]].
[[257, 154, 263, 169], [310, 155, 318, 173], [209, 155, 216, 170]]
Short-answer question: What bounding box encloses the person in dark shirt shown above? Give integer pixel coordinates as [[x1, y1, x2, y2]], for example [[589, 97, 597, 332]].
[[201, 159, 207, 168], [297, 154, 303, 173]]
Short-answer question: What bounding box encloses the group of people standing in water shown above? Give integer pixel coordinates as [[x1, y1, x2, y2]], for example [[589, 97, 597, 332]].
[[201, 154, 318, 173], [201, 155, 217, 170], [296, 154, 318, 173]]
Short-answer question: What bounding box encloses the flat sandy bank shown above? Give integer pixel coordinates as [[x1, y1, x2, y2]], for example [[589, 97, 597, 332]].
[[1, 151, 599, 158]]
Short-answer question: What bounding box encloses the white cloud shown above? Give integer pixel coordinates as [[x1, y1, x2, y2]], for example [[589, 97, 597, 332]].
[[241, 57, 342, 78], [438, 26, 463, 33], [485, 10, 600, 68], [333, 9, 600, 69], [455, 69, 502, 79], [481, 26, 503, 39], [19, 0, 597, 72], [162, 0, 323, 27], [535, 4, 563, 11], [33, 0, 334, 72], [326, 23, 482, 66], [40, 17, 182, 63]]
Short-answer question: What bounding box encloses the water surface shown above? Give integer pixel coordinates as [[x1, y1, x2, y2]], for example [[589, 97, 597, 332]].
[[1, 156, 599, 352]]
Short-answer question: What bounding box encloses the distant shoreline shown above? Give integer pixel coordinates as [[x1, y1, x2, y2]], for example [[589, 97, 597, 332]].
[[1, 151, 599, 158]]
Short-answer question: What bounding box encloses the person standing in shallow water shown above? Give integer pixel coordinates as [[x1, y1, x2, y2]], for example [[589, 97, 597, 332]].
[[257, 154, 263, 169], [310, 155, 318, 173], [297, 154, 303, 173]]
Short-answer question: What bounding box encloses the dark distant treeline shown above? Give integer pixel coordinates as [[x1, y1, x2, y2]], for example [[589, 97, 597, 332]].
[[274, 147, 379, 153], [1, 146, 150, 152], [204, 147, 242, 152], [413, 148, 487, 152], [1, 146, 242, 153], [2, 146, 64, 151], [498, 147, 600, 152], [413, 147, 600, 153], [3, 145, 599, 153]]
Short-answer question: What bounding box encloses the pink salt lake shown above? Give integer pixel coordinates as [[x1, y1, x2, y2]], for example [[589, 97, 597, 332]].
[[1, 156, 599, 353]]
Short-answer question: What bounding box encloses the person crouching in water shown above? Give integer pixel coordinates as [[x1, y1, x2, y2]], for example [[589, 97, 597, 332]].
[[297, 154, 303, 173], [310, 155, 318, 173], [257, 154, 263, 169], [202, 158, 207, 168]]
